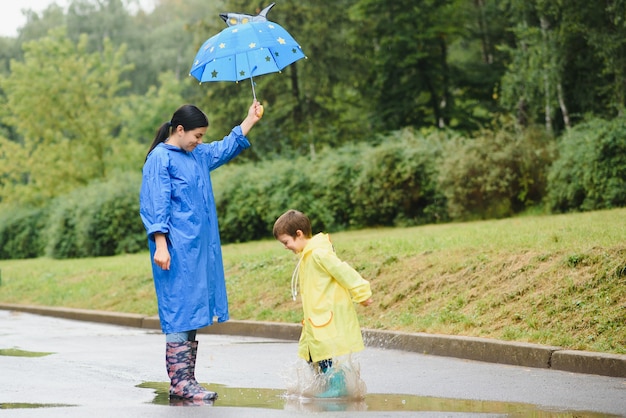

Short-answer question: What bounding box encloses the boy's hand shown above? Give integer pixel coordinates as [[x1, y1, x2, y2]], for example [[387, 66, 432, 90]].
[[360, 298, 373, 307]]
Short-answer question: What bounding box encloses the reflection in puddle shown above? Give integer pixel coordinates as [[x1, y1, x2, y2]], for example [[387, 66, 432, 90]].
[[137, 382, 615, 416], [0, 403, 75, 409], [0, 348, 53, 357]]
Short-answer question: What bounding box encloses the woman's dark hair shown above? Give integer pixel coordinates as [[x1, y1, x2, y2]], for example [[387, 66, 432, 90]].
[[145, 104, 209, 160]]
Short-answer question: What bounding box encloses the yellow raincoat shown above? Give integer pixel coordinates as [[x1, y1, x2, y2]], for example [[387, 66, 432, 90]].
[[294, 233, 372, 362]]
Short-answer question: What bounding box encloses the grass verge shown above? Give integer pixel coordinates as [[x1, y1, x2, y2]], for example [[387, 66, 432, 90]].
[[0, 208, 624, 354]]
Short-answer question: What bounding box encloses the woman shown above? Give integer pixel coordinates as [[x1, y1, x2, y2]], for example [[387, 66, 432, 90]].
[[140, 101, 263, 402]]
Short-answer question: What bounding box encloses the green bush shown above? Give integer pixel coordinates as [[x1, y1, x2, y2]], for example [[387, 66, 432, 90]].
[[213, 129, 451, 242], [307, 145, 364, 231], [350, 129, 449, 227], [0, 206, 47, 259], [44, 197, 77, 259], [213, 161, 276, 243], [44, 172, 144, 259], [213, 156, 331, 241], [547, 117, 626, 212], [439, 123, 555, 220], [85, 174, 146, 255]]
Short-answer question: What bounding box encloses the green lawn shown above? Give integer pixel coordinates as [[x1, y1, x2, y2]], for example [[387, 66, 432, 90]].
[[1, 208, 624, 354]]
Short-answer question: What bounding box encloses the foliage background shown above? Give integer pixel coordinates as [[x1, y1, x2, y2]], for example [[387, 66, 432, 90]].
[[0, 0, 625, 259]]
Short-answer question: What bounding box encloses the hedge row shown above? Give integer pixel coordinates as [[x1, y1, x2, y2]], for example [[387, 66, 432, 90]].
[[1, 117, 625, 259], [0, 173, 145, 259], [546, 117, 626, 213], [214, 129, 450, 243]]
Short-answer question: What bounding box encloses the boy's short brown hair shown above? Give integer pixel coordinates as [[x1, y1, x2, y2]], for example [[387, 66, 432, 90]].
[[273, 209, 313, 239]]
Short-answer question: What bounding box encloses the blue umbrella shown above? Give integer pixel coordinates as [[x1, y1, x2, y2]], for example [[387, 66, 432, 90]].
[[189, 19, 306, 100]]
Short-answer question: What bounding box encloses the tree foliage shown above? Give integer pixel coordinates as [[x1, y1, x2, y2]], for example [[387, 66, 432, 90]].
[[349, 0, 468, 131], [498, 0, 626, 130], [0, 27, 133, 205], [0, 0, 625, 259], [3, 0, 626, 149]]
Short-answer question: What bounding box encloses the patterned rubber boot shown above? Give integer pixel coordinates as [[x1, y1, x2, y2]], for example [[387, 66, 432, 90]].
[[189, 341, 199, 385], [166, 341, 218, 401], [316, 368, 348, 398]]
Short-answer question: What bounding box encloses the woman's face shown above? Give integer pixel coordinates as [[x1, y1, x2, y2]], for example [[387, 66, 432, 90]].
[[171, 126, 207, 152]]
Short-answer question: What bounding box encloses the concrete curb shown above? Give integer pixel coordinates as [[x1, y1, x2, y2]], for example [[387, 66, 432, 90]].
[[1, 303, 624, 378], [361, 329, 561, 369]]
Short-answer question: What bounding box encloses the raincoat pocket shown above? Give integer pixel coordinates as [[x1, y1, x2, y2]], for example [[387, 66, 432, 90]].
[[307, 310, 337, 341]]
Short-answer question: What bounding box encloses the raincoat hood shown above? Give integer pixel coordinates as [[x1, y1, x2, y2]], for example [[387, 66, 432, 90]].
[[302, 232, 333, 255]]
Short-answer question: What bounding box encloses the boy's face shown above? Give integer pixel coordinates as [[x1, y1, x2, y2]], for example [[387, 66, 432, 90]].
[[276, 230, 308, 254]]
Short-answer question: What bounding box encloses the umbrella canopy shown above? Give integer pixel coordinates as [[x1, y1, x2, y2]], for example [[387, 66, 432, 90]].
[[189, 20, 306, 85]]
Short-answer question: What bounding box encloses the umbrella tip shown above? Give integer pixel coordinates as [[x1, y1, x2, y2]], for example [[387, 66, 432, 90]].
[[219, 2, 276, 27]]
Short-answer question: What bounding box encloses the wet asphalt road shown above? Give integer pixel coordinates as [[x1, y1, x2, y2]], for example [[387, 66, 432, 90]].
[[0, 309, 625, 417]]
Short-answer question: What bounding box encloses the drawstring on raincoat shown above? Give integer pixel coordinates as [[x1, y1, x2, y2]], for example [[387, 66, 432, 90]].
[[291, 257, 302, 301]]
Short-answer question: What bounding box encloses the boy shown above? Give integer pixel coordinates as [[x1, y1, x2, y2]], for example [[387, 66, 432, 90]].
[[273, 209, 373, 398]]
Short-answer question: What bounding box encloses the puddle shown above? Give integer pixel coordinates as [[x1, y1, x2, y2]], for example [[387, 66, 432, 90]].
[[0, 348, 54, 357], [137, 382, 615, 416], [138, 357, 617, 415], [0, 403, 75, 409]]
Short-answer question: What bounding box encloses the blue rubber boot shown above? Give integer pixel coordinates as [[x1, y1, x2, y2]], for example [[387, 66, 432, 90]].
[[316, 368, 348, 398]]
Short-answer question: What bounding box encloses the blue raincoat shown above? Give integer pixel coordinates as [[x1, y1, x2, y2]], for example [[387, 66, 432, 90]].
[[140, 126, 250, 334]]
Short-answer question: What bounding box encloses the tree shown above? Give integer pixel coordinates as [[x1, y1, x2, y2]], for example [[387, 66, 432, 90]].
[[446, 0, 512, 130], [499, 0, 626, 130], [498, 0, 558, 131], [349, 0, 467, 131], [117, 71, 187, 166], [577, 0, 626, 116], [0, 27, 133, 205], [106, 0, 221, 95], [16, 3, 66, 42]]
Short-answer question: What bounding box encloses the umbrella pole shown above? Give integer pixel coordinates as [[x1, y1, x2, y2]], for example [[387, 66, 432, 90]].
[[250, 76, 257, 102]]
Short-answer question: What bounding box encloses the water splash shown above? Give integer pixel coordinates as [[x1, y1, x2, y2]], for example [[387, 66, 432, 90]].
[[281, 355, 367, 400]]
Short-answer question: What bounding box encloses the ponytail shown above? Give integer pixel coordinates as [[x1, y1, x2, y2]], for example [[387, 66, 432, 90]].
[[145, 121, 172, 161]]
